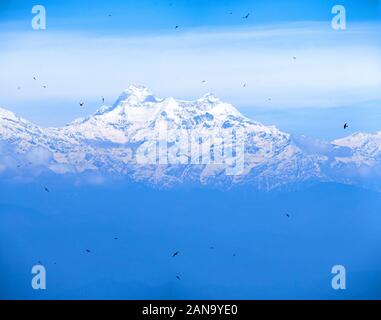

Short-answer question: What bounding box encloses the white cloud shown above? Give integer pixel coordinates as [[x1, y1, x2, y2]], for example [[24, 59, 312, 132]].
[[25, 147, 52, 165]]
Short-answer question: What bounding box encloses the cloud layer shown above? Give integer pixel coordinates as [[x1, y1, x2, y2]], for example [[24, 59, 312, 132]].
[[0, 21, 380, 118]]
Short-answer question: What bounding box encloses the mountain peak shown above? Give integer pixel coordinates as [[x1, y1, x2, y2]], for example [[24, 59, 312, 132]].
[[112, 84, 157, 107], [123, 84, 152, 98], [199, 92, 219, 103]]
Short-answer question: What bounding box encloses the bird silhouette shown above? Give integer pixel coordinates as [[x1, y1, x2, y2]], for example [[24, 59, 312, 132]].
[[243, 13, 250, 19], [176, 275, 181, 280], [79, 102, 84, 107], [33, 77, 37, 80], [293, 56, 297, 60], [42, 85, 47, 89], [175, 25, 179, 29], [243, 83, 246, 87], [114, 237, 118, 240], [210, 246, 214, 249], [172, 251, 179, 257], [202, 80, 206, 83], [44, 186, 50, 193], [286, 213, 290, 218], [102, 96, 105, 104], [344, 123, 348, 129], [86, 249, 91, 253]]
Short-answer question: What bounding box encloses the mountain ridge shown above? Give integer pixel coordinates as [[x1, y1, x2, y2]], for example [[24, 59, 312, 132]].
[[1, 85, 380, 191]]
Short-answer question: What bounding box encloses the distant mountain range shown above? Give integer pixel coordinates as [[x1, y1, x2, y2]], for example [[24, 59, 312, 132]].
[[1, 85, 380, 191]]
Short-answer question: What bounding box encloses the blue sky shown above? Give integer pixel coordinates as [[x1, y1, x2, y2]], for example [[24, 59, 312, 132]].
[[0, 0, 380, 132], [1, 0, 380, 31]]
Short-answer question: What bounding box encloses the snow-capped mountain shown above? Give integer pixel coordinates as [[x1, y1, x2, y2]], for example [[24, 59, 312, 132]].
[[332, 132, 381, 166], [0, 107, 44, 148], [327, 132, 381, 190], [0, 85, 379, 190]]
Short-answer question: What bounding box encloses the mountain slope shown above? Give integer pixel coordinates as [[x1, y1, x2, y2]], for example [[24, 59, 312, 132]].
[[332, 132, 381, 166]]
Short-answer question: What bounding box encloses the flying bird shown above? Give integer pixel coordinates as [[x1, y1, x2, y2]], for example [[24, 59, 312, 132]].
[[286, 213, 290, 218], [79, 102, 84, 107], [344, 123, 348, 129], [102, 96, 105, 104], [42, 85, 47, 89], [86, 249, 91, 253], [175, 25, 179, 29], [172, 251, 179, 257], [176, 275, 181, 280], [114, 237, 118, 240], [243, 83, 246, 87], [201, 80, 206, 83], [44, 186, 50, 193], [33, 77, 37, 80], [293, 56, 297, 60], [243, 13, 250, 19]]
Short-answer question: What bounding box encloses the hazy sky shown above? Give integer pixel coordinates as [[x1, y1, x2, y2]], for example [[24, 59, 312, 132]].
[[0, 0, 380, 127]]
